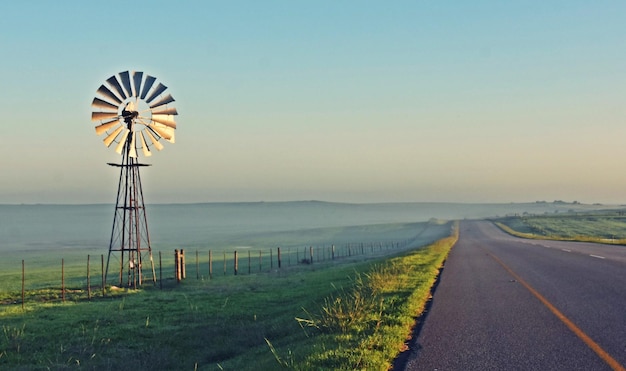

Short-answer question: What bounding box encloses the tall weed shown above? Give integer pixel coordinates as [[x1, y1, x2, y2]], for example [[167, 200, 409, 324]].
[[1, 324, 25, 353]]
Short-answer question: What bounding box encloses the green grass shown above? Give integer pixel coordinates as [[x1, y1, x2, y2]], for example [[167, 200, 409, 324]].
[[294, 223, 458, 369], [0, 268, 362, 369], [495, 211, 626, 244], [0, 221, 457, 370]]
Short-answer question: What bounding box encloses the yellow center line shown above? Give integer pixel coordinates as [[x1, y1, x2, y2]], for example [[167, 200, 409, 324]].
[[488, 252, 626, 371]]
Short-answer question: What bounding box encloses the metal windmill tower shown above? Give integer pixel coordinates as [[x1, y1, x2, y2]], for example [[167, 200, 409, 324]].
[[91, 71, 178, 287]]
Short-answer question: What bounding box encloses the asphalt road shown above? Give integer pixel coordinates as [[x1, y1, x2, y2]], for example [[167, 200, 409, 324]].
[[399, 220, 626, 371]]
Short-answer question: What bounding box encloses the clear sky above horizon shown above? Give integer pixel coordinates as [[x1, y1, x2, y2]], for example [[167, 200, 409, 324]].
[[2, 1, 626, 204]]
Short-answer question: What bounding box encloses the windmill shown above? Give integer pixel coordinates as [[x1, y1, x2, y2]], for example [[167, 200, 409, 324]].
[[91, 71, 178, 287]]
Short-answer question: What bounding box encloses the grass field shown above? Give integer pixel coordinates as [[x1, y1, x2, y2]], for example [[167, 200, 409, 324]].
[[494, 211, 626, 244], [0, 221, 457, 370], [0, 220, 441, 294]]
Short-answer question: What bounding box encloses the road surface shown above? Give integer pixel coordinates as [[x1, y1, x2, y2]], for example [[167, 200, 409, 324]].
[[399, 220, 626, 370]]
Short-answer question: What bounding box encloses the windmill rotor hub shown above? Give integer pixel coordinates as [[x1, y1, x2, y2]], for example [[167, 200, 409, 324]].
[[122, 109, 138, 125]]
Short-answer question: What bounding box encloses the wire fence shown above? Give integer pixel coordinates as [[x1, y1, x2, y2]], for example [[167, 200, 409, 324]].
[[3, 237, 426, 309]]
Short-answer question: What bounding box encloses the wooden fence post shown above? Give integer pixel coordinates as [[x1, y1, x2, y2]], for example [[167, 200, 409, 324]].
[[87, 254, 91, 300], [180, 249, 186, 279], [21, 260, 25, 310], [234, 251, 238, 275], [175, 249, 181, 283], [101, 254, 105, 297], [209, 250, 213, 279], [309, 246, 313, 264], [61, 258, 65, 303], [277, 247, 281, 268], [332, 245, 335, 260]]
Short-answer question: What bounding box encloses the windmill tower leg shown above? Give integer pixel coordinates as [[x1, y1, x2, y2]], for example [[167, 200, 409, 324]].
[[134, 164, 157, 284]]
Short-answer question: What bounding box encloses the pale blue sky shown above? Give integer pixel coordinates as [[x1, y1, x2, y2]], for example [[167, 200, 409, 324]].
[[1, 1, 626, 204]]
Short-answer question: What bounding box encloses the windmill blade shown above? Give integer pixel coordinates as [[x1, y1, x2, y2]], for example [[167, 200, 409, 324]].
[[139, 131, 152, 157], [140, 75, 156, 99], [166, 130, 175, 144], [119, 71, 133, 99], [151, 107, 178, 115], [148, 123, 172, 140], [95, 120, 121, 136], [103, 125, 124, 147], [132, 71, 143, 97], [124, 100, 136, 112], [151, 114, 177, 129], [92, 97, 119, 111], [97, 85, 122, 104], [106, 75, 127, 101], [149, 94, 175, 109], [145, 83, 167, 104], [115, 129, 130, 154], [92, 111, 119, 122], [128, 131, 137, 158], [145, 128, 164, 150], [156, 124, 175, 143], [148, 123, 173, 141]]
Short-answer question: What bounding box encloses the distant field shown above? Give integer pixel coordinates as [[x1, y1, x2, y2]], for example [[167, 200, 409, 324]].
[[495, 211, 626, 244]]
